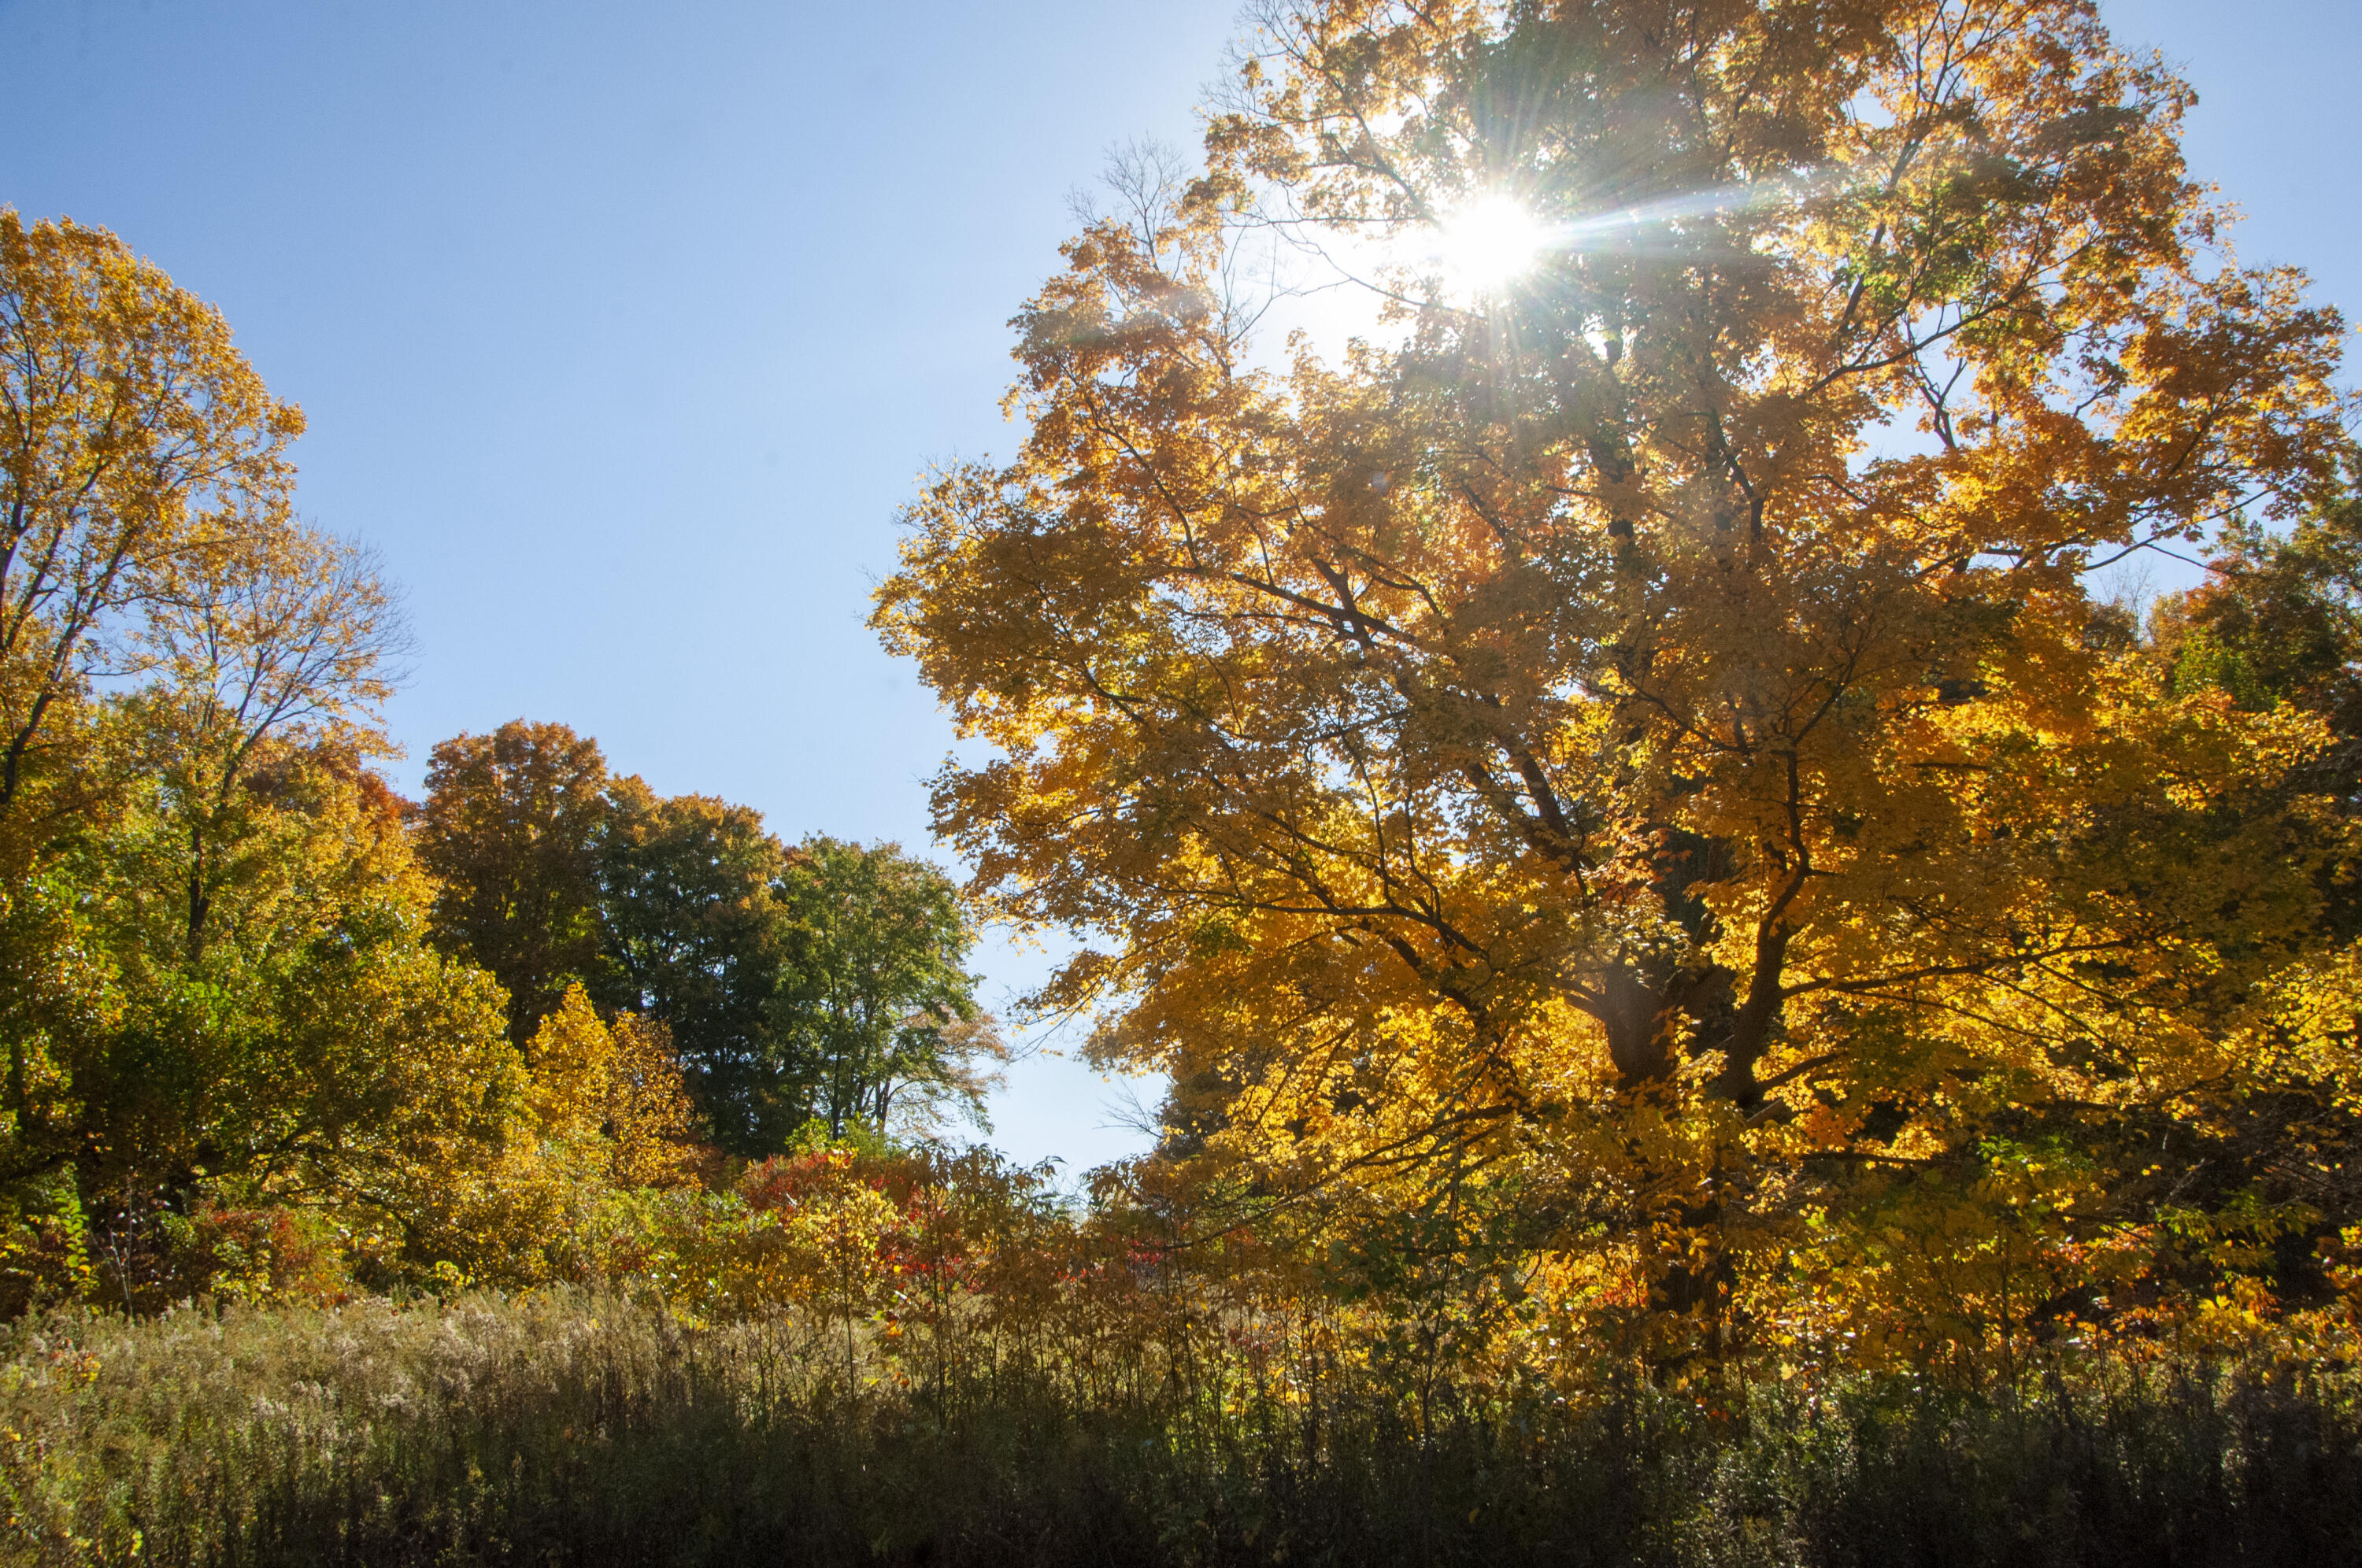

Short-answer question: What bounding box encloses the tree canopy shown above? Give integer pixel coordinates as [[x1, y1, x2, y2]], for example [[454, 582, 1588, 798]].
[[414, 720, 997, 1155], [0, 213, 520, 1304], [876, 0, 2359, 1355], [770, 837, 1002, 1142], [6, 0, 2360, 1389], [598, 776, 801, 1150], [415, 720, 613, 1047]]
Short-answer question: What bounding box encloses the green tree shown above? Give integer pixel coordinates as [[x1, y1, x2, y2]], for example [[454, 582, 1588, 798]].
[[597, 778, 793, 1151], [2147, 460, 2362, 952], [770, 839, 1001, 1141], [0, 716, 521, 1308], [2153, 460, 2362, 778], [411, 725, 1002, 1157]]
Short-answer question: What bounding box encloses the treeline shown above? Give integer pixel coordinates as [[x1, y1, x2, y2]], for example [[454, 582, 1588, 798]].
[[414, 721, 998, 1153], [0, 212, 997, 1310]]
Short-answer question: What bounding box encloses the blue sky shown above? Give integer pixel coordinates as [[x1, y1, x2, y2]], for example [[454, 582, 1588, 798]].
[[3, 0, 2355, 1172]]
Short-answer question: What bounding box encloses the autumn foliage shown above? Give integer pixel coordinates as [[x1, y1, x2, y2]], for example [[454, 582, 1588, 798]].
[[867, 0, 2362, 1379], [4, 0, 2362, 1557]]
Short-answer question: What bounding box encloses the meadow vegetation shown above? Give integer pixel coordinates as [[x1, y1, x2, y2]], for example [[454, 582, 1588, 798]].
[[2, 1176, 2359, 1566]]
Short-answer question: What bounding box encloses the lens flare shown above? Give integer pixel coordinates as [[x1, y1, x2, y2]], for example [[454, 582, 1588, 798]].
[[1428, 194, 1553, 293], [1404, 177, 1821, 303]]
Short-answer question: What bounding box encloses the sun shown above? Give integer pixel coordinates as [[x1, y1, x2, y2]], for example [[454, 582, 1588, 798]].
[[1426, 194, 1553, 294]]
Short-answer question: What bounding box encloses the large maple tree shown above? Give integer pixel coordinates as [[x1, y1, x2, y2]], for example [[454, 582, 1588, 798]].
[[877, 0, 2357, 1352]]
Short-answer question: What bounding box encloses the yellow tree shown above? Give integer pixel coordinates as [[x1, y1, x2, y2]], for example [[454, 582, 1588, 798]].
[[409, 985, 702, 1287], [0, 212, 306, 867], [128, 527, 404, 966], [520, 984, 699, 1192], [876, 0, 2356, 1357]]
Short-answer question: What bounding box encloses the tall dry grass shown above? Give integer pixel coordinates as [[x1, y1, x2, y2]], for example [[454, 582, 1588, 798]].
[[0, 1289, 2355, 1566]]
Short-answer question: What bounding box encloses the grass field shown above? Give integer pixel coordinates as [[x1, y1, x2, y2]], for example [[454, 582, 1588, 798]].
[[0, 1291, 2354, 1567]]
